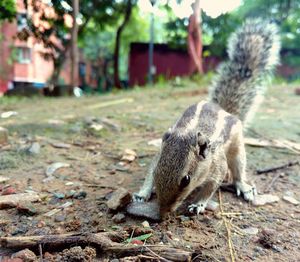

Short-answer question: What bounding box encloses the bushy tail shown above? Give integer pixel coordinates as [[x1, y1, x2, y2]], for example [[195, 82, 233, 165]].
[[209, 19, 280, 127]]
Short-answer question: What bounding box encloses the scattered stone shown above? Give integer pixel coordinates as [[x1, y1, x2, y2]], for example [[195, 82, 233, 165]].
[[253, 246, 266, 256], [27, 142, 40, 155], [55, 214, 66, 222], [53, 192, 65, 199], [126, 201, 161, 221], [0, 127, 8, 144], [66, 190, 76, 198], [1, 111, 18, 119], [121, 149, 137, 162], [17, 204, 37, 216], [142, 220, 150, 228], [45, 162, 70, 177], [90, 123, 104, 131], [283, 195, 299, 205], [73, 191, 87, 199], [44, 252, 55, 261], [106, 188, 131, 211], [252, 194, 279, 206], [0, 176, 10, 183], [1, 187, 17, 195], [0, 192, 40, 209], [37, 220, 46, 228], [112, 213, 126, 224], [241, 227, 259, 235], [206, 200, 219, 211], [12, 249, 36, 262]]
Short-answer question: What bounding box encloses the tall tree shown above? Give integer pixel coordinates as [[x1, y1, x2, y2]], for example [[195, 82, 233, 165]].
[[187, 0, 203, 74], [70, 0, 79, 92], [113, 0, 134, 89], [18, 0, 111, 87], [0, 0, 16, 22]]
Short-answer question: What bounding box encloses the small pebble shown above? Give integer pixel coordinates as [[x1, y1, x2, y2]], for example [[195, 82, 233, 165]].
[[206, 200, 219, 211], [12, 248, 37, 262], [241, 227, 259, 235], [27, 142, 40, 155], [37, 221, 46, 228], [53, 192, 65, 199], [112, 213, 126, 224], [1, 187, 17, 195], [73, 191, 87, 199], [252, 194, 279, 206], [283, 195, 299, 205], [55, 215, 66, 222], [253, 246, 266, 256], [142, 221, 150, 228], [107, 188, 131, 210]]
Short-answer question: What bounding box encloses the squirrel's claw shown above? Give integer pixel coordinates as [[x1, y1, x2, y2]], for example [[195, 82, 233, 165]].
[[235, 182, 257, 202], [132, 193, 147, 202], [188, 202, 207, 215]]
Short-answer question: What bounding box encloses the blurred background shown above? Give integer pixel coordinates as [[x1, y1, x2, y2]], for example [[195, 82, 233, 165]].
[[0, 0, 299, 96]]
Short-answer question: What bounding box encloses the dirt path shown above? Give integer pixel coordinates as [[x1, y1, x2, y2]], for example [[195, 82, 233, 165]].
[[0, 83, 299, 261]]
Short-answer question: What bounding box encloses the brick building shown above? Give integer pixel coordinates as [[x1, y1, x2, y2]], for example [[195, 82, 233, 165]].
[[0, 0, 97, 95]]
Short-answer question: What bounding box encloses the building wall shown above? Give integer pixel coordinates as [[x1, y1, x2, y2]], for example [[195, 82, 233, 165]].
[[129, 43, 219, 86], [0, 0, 98, 95]]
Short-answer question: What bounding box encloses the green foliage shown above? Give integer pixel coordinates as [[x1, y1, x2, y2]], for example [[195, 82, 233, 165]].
[[80, 4, 149, 80], [0, 0, 16, 22]]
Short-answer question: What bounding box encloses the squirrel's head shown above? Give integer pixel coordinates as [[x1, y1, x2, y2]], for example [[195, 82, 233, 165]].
[[154, 130, 212, 217]]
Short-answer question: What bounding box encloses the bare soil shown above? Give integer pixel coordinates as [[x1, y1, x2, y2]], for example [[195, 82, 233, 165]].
[[0, 82, 299, 261]]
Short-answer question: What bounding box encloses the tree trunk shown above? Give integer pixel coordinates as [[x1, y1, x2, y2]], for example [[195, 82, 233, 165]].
[[113, 0, 132, 89], [187, 0, 203, 74], [70, 0, 79, 95]]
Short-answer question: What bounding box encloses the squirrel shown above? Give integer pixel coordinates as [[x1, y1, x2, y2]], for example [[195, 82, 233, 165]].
[[133, 20, 280, 218]]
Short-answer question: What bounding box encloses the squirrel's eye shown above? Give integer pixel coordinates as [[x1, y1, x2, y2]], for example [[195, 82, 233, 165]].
[[180, 175, 190, 189]]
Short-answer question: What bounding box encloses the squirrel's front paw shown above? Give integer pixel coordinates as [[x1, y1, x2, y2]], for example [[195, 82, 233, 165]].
[[132, 193, 150, 202], [188, 201, 207, 215], [235, 182, 257, 202]]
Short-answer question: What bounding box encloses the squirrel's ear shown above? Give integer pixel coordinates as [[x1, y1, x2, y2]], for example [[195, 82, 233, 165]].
[[162, 131, 171, 142], [197, 132, 211, 160]]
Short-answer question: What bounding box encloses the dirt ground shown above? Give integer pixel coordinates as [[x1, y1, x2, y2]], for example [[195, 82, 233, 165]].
[[0, 81, 299, 261]]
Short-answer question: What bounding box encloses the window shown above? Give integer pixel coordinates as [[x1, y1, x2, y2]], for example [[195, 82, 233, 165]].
[[17, 47, 31, 64], [91, 65, 98, 79], [17, 13, 28, 31]]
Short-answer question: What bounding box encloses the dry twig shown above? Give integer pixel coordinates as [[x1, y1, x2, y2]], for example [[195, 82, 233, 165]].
[[257, 161, 299, 175], [0, 232, 191, 262], [218, 190, 236, 262]]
